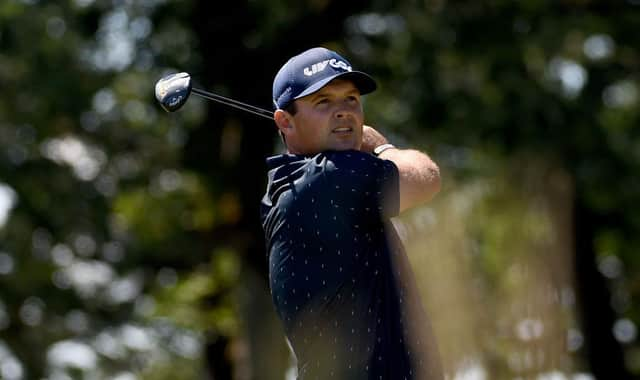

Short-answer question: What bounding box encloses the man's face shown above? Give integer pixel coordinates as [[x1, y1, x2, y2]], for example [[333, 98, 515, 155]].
[[280, 79, 364, 155]]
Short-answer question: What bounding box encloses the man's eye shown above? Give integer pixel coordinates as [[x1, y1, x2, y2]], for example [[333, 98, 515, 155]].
[[316, 98, 329, 105], [347, 96, 359, 102]]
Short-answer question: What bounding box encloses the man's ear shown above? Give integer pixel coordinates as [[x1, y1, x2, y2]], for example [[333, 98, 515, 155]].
[[274, 109, 294, 137]]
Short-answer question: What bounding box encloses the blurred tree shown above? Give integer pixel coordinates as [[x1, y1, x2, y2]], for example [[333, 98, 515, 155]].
[[0, 0, 223, 378], [184, 1, 381, 377], [1, 0, 639, 379], [349, 1, 640, 378]]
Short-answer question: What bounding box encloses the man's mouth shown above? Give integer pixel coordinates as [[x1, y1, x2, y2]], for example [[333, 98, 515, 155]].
[[332, 127, 353, 133]]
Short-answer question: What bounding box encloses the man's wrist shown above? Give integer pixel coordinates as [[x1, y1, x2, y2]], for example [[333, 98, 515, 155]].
[[373, 143, 397, 156]]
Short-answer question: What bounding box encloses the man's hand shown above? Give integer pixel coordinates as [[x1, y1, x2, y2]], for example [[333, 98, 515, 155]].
[[361, 125, 390, 154], [361, 125, 441, 213]]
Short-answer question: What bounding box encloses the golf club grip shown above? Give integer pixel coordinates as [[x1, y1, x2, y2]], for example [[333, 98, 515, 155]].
[[192, 88, 274, 120]]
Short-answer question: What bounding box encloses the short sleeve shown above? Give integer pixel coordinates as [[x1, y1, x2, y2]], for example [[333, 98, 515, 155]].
[[323, 151, 400, 220], [377, 158, 400, 218]]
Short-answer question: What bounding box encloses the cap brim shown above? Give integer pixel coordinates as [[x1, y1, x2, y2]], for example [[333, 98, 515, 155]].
[[294, 71, 377, 101]]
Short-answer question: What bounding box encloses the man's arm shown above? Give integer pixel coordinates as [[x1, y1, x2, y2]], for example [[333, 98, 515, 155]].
[[361, 125, 441, 213]]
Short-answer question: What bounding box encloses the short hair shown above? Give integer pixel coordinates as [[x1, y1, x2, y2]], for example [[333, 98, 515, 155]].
[[284, 101, 297, 115], [277, 101, 297, 146]]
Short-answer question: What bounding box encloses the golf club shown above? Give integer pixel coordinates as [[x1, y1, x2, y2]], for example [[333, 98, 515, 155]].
[[155, 72, 274, 120]]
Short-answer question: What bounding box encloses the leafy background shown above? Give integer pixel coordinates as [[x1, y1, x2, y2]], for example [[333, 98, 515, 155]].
[[0, 0, 638, 379]]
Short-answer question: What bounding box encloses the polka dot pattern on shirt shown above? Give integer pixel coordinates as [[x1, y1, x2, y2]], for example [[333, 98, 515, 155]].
[[261, 150, 441, 380]]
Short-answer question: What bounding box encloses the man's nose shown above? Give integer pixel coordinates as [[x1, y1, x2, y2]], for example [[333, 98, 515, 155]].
[[334, 102, 353, 119]]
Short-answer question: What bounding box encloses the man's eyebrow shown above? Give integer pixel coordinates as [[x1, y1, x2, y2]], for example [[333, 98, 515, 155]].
[[307, 92, 326, 101]]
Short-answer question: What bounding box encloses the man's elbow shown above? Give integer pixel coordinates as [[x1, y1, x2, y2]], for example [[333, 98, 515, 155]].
[[415, 162, 440, 206], [427, 161, 441, 197], [399, 160, 441, 212]]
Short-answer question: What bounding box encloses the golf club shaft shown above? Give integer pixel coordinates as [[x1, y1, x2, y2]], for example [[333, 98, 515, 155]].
[[192, 88, 274, 120]]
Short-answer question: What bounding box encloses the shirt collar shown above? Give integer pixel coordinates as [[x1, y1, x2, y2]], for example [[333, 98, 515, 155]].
[[265, 153, 312, 169]]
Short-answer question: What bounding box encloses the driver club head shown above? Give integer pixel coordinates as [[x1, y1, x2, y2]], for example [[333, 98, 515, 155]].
[[155, 72, 192, 112]]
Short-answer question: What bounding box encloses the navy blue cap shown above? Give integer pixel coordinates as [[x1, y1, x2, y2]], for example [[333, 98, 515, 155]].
[[272, 47, 377, 110]]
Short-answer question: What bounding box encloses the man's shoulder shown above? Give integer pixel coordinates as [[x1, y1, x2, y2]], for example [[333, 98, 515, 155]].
[[323, 150, 378, 166], [323, 150, 398, 179], [264, 150, 398, 194], [265, 150, 383, 172]]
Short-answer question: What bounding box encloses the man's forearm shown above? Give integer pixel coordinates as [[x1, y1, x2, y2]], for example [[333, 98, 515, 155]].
[[378, 147, 441, 212], [361, 124, 441, 212]]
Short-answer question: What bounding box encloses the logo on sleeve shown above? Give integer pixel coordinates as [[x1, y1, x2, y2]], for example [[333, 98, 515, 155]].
[[303, 59, 352, 76]]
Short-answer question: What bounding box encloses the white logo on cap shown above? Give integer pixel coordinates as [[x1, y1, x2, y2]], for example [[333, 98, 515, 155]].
[[303, 59, 352, 76]]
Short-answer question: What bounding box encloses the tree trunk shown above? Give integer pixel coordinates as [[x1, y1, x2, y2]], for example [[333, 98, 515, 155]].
[[189, 1, 374, 378], [573, 198, 632, 379]]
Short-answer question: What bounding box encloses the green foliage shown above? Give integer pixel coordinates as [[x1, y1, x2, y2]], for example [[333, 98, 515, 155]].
[[138, 355, 205, 380], [1, 0, 640, 378], [347, 1, 640, 377], [152, 250, 241, 335], [0, 0, 217, 377], [401, 158, 579, 377], [113, 172, 217, 247]]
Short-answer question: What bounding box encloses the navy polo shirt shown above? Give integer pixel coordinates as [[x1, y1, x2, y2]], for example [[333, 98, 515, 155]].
[[261, 150, 441, 380]]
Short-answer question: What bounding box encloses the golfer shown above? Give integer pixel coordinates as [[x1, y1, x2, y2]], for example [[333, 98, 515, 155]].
[[261, 47, 443, 380]]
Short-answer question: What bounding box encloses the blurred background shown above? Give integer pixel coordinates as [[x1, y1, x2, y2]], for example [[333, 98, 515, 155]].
[[1, 0, 639, 379]]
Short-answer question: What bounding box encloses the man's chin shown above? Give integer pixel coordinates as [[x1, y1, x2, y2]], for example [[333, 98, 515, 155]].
[[329, 140, 361, 152]]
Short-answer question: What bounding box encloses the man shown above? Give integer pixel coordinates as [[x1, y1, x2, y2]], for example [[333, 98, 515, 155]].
[[261, 47, 443, 380]]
